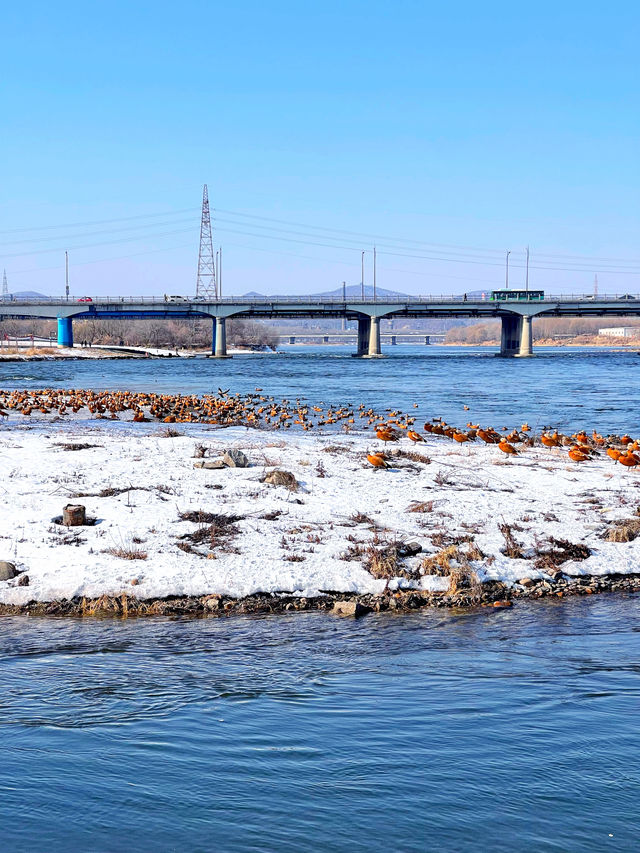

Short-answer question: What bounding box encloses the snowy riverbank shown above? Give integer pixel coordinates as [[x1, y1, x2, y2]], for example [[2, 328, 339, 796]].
[[1, 417, 639, 611]]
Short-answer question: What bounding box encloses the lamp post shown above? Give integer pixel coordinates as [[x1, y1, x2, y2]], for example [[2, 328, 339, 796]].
[[505, 250, 511, 290], [373, 246, 377, 301], [525, 246, 530, 292], [361, 251, 365, 299]]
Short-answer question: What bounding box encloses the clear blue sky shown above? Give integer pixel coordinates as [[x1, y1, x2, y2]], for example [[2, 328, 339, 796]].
[[1, 0, 638, 296]]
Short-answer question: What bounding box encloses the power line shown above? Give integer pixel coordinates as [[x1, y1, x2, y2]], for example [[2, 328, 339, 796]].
[[0, 207, 200, 236]]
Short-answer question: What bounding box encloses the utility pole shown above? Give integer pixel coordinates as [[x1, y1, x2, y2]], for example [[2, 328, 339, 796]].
[[594, 274, 598, 297], [373, 246, 377, 301], [342, 281, 346, 330], [219, 246, 222, 298], [361, 251, 365, 299], [2, 269, 7, 300], [525, 246, 530, 292], [196, 184, 217, 300], [65, 251, 69, 300], [505, 250, 511, 290]]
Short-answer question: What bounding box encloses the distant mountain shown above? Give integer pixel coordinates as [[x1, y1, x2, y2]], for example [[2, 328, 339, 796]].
[[7, 290, 52, 300], [240, 284, 408, 299], [312, 284, 407, 298]]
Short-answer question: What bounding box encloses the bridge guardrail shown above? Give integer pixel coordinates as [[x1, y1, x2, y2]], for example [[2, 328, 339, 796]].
[[1, 294, 639, 305]]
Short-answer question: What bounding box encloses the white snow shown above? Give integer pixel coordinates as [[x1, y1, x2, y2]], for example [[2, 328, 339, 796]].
[[1, 418, 639, 604]]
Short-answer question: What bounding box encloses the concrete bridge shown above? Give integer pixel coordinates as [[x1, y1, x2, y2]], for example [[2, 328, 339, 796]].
[[283, 332, 446, 345], [1, 293, 639, 357]]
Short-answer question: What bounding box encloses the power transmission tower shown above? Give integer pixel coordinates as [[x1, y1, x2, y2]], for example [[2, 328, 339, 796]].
[[196, 184, 218, 300], [2, 269, 7, 299]]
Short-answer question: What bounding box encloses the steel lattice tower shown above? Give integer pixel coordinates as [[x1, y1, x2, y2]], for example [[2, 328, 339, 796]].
[[196, 184, 217, 300], [2, 269, 7, 299]]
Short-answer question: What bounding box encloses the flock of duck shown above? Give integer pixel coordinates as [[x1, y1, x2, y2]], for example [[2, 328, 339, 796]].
[[367, 419, 640, 469], [0, 387, 638, 471]]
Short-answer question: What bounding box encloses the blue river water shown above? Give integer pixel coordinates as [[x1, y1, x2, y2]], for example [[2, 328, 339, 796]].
[[1, 345, 640, 851], [1, 598, 640, 852], [0, 344, 638, 433]]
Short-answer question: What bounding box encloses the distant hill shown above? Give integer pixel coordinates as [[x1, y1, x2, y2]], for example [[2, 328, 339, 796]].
[[312, 284, 407, 298], [7, 290, 52, 300], [240, 284, 408, 299]]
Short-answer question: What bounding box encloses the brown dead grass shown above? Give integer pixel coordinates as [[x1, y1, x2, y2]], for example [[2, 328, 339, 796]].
[[604, 519, 640, 543]]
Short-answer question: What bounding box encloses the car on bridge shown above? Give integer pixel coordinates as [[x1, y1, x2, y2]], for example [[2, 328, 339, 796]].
[[77, 296, 93, 303], [164, 295, 188, 303], [617, 294, 636, 301]]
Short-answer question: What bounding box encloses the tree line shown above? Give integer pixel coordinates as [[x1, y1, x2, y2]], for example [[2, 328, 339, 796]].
[[445, 316, 640, 344], [0, 317, 280, 350]]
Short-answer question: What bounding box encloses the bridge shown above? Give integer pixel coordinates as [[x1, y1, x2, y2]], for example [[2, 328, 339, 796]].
[[283, 332, 446, 345], [1, 293, 639, 357]]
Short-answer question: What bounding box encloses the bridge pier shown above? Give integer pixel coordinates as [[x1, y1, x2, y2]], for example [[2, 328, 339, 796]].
[[516, 315, 533, 357], [289, 336, 296, 345], [351, 317, 370, 356], [364, 316, 384, 358], [425, 336, 430, 345], [499, 314, 534, 357], [214, 317, 231, 358], [57, 317, 73, 348]]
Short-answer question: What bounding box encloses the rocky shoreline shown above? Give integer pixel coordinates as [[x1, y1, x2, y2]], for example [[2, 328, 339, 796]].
[[1, 571, 638, 618]]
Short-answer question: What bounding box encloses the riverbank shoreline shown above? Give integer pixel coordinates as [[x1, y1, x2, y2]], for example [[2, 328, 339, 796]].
[[1, 572, 639, 618]]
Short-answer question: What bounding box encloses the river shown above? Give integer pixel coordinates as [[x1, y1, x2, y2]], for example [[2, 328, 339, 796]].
[[1, 345, 639, 851]]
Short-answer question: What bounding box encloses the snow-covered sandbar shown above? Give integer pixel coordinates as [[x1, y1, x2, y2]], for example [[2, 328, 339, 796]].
[[1, 412, 640, 616]]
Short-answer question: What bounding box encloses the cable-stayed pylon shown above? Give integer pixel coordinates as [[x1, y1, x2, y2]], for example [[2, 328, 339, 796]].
[[196, 184, 217, 300]]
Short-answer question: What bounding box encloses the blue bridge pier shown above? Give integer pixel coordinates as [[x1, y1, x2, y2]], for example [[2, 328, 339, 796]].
[[57, 317, 74, 348]]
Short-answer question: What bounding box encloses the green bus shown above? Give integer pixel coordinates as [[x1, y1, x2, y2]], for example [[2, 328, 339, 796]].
[[490, 289, 544, 301]]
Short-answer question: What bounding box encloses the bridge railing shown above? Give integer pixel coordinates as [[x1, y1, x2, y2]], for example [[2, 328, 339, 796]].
[[1, 294, 639, 305]]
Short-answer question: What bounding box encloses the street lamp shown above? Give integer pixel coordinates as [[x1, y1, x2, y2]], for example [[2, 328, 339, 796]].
[[505, 251, 511, 290], [361, 251, 365, 299]]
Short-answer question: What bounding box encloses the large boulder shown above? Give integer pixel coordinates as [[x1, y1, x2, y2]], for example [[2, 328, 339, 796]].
[[223, 450, 249, 468], [0, 561, 19, 581]]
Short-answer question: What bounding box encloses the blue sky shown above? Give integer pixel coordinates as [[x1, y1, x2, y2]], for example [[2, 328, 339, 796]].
[[1, 0, 638, 296]]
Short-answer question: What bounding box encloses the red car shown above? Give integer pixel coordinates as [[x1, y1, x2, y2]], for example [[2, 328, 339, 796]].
[[77, 296, 93, 303]]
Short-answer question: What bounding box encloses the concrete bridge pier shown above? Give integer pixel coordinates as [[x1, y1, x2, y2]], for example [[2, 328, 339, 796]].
[[516, 315, 533, 357], [499, 314, 534, 357], [57, 317, 73, 348], [352, 317, 370, 356], [364, 316, 384, 358], [214, 317, 231, 358]]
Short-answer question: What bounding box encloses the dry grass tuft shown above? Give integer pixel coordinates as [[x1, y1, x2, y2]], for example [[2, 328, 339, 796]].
[[420, 544, 461, 576], [406, 500, 434, 514], [350, 511, 377, 527], [499, 523, 524, 559], [56, 442, 101, 451], [533, 537, 591, 569], [604, 519, 640, 543], [364, 544, 399, 579], [176, 511, 243, 555], [339, 542, 367, 561], [104, 546, 148, 561], [396, 450, 432, 464]]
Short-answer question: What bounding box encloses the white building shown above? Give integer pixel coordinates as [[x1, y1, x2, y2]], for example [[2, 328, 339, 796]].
[[598, 326, 639, 338]]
